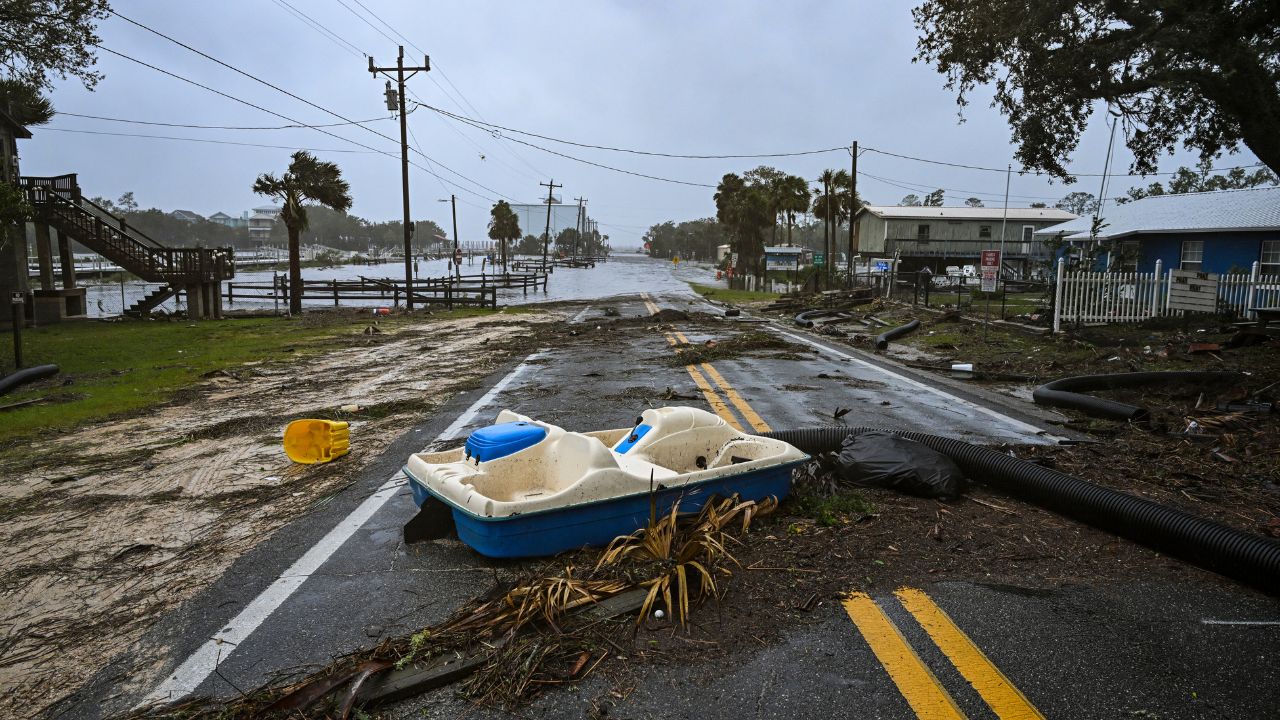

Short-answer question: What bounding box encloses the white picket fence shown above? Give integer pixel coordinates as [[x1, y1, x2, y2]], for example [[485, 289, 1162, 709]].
[[1053, 259, 1279, 332]]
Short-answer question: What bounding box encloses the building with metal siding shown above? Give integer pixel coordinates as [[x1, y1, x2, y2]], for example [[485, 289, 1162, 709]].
[[1034, 186, 1280, 275], [852, 205, 1076, 273]]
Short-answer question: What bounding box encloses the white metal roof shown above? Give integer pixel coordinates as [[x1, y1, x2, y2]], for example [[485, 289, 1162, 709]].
[[859, 205, 1077, 222], [1034, 186, 1280, 239]]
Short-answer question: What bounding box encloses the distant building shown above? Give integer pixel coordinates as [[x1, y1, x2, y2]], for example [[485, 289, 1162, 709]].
[[170, 209, 204, 223], [208, 211, 249, 229], [1035, 187, 1280, 274], [853, 205, 1077, 275], [248, 205, 281, 243], [507, 202, 579, 240]]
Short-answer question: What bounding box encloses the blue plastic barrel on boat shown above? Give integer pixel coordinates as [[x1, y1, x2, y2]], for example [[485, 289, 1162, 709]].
[[465, 421, 547, 462]]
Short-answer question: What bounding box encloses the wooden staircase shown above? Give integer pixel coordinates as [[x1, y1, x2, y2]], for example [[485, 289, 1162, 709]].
[[21, 174, 233, 316], [128, 285, 178, 317]]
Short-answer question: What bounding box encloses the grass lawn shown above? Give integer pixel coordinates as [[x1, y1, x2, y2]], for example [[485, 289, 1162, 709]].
[[688, 282, 780, 304], [0, 309, 502, 444]]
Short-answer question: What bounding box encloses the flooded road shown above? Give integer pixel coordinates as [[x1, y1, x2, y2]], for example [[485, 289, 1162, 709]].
[[82, 253, 712, 317]]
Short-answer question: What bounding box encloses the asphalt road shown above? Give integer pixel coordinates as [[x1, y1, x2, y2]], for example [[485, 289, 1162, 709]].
[[58, 257, 1280, 719]]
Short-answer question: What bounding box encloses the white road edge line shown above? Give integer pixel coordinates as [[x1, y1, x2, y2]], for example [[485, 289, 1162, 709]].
[[771, 327, 1053, 439], [140, 351, 545, 707]]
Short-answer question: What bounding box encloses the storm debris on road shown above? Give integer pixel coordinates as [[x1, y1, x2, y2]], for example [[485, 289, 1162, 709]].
[[121, 495, 777, 718]]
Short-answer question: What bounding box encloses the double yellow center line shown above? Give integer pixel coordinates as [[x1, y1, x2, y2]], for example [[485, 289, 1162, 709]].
[[642, 292, 770, 433], [843, 588, 1044, 719]]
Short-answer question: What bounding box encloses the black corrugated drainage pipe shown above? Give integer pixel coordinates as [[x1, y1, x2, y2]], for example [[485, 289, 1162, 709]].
[[1032, 371, 1245, 421], [874, 319, 920, 351], [0, 364, 59, 397], [764, 427, 1280, 595], [794, 310, 850, 328]]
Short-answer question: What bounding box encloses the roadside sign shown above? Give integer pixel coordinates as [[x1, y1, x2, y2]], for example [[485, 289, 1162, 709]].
[[1168, 270, 1220, 313], [875, 261, 889, 272], [813, 252, 825, 267], [980, 250, 1000, 292], [765, 247, 802, 271]]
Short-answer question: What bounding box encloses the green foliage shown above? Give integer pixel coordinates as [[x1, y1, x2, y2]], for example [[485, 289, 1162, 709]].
[[487, 200, 521, 261], [922, 188, 945, 207], [792, 490, 876, 527], [1055, 191, 1098, 215], [900, 194, 921, 206], [714, 172, 774, 276], [0, 317, 347, 443], [964, 197, 984, 207], [643, 218, 727, 260], [913, 0, 1280, 178], [1118, 159, 1279, 203], [0, 180, 31, 227], [0, 0, 109, 92], [514, 233, 543, 255], [0, 79, 53, 125]]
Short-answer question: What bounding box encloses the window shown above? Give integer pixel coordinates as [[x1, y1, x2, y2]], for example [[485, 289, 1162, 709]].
[[979, 225, 992, 239], [1262, 240, 1280, 275], [1180, 240, 1204, 271], [917, 224, 930, 242], [1022, 226, 1035, 243], [1116, 241, 1140, 272]]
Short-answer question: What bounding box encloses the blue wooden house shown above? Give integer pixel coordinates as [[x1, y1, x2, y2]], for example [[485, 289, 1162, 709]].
[[1034, 187, 1279, 275]]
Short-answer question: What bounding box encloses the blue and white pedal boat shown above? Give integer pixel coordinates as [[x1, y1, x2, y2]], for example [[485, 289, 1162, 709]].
[[402, 406, 808, 558]]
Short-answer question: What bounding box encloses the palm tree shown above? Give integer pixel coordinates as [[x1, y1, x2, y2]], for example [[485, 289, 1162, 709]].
[[776, 175, 810, 247], [715, 173, 772, 282], [488, 200, 521, 268], [253, 151, 352, 315]]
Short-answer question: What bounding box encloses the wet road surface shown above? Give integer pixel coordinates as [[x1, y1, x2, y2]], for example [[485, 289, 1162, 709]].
[[58, 257, 1280, 719]]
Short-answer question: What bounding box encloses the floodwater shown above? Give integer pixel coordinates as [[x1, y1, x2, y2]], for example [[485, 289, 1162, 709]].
[[81, 253, 715, 317]]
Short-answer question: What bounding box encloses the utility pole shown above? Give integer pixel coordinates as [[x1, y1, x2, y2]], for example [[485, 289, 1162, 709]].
[[540, 179, 561, 267], [369, 46, 429, 309], [848, 141, 858, 284], [823, 177, 832, 290], [574, 196, 586, 259]]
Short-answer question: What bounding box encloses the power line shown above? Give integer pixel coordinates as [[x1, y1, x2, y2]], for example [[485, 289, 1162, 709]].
[[271, 0, 550, 180], [259, 0, 533, 184], [271, 0, 364, 58], [42, 126, 382, 153], [57, 110, 392, 131], [861, 145, 1266, 178], [421, 101, 850, 160], [348, 0, 427, 57], [331, 0, 399, 46], [106, 10, 513, 202], [420, 103, 721, 187], [858, 170, 1061, 203], [95, 44, 496, 203]]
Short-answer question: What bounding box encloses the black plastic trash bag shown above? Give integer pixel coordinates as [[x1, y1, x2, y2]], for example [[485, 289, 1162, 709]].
[[835, 431, 967, 499]]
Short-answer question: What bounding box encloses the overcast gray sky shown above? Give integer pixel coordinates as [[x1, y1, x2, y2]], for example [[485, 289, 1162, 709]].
[[24, 1, 1261, 248]]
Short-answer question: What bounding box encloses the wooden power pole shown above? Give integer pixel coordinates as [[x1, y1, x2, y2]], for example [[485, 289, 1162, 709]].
[[849, 140, 858, 282], [369, 46, 429, 309], [540, 179, 561, 267], [574, 196, 586, 259]]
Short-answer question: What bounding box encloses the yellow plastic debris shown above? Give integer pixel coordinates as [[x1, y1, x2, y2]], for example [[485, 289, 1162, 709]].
[[283, 419, 350, 464]]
